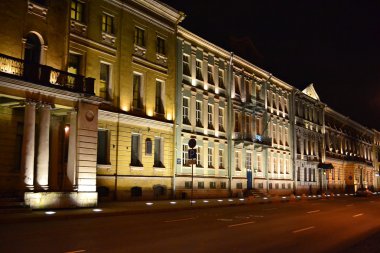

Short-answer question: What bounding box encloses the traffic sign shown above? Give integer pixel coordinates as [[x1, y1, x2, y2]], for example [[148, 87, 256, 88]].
[[188, 138, 196, 148], [188, 149, 196, 159]]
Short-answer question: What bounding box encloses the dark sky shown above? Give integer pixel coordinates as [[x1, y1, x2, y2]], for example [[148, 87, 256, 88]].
[[161, 0, 380, 130]]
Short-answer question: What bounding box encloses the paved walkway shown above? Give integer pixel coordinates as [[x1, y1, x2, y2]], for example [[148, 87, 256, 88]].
[[0, 193, 365, 224]]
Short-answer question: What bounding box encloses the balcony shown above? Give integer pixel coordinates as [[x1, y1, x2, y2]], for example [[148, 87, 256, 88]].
[[0, 53, 94, 95], [254, 135, 272, 147]]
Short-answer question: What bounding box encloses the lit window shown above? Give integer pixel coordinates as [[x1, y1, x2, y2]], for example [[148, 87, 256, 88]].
[[235, 151, 240, 171], [157, 37, 165, 55], [99, 63, 111, 100], [218, 107, 224, 131], [234, 75, 240, 95], [183, 55, 191, 76], [196, 100, 202, 127], [182, 97, 190, 124], [155, 80, 164, 114], [257, 155, 262, 172], [207, 65, 214, 84], [131, 134, 142, 166], [132, 73, 142, 110], [134, 27, 145, 47], [154, 137, 164, 167], [71, 0, 84, 22], [208, 147, 214, 168], [218, 149, 224, 169], [97, 129, 109, 164], [208, 104, 213, 129], [102, 13, 114, 34], [196, 146, 202, 167], [182, 144, 189, 166], [218, 69, 224, 88], [68, 53, 81, 75], [196, 60, 203, 80], [246, 152, 252, 171]]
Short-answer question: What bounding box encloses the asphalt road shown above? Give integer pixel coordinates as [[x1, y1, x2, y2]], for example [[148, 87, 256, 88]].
[[1, 197, 380, 253]]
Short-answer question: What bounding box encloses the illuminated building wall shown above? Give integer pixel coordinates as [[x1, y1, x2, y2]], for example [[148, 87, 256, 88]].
[[292, 84, 325, 194], [324, 107, 375, 193], [0, 0, 100, 208]]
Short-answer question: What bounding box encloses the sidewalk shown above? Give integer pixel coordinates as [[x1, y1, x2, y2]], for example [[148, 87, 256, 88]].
[[0, 193, 364, 224]]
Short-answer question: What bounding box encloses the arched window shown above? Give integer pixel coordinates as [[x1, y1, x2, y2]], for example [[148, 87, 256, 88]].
[[24, 33, 42, 65]]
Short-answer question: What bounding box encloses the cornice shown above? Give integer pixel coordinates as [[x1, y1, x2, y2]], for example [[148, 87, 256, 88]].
[[107, 0, 183, 33], [0, 75, 101, 104], [99, 110, 173, 131]]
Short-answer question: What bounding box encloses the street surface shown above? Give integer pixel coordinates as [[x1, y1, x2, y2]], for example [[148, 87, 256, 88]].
[[1, 197, 380, 253]]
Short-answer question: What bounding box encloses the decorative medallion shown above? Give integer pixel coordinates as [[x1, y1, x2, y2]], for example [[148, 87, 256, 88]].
[[86, 110, 94, 121]]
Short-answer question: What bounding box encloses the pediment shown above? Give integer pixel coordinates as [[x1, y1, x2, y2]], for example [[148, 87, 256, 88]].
[[302, 83, 320, 101]]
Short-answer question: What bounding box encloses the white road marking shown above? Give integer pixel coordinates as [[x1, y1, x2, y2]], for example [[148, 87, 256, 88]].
[[217, 218, 233, 222], [352, 213, 364, 218], [307, 210, 320, 214], [164, 217, 195, 223], [292, 226, 315, 233], [228, 221, 255, 228], [64, 250, 86, 253]]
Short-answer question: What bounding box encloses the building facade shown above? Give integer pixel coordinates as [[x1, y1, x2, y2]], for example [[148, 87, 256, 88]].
[[0, 0, 378, 208]]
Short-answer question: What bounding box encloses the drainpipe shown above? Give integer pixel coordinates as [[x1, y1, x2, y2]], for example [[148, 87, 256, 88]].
[[227, 52, 234, 197]]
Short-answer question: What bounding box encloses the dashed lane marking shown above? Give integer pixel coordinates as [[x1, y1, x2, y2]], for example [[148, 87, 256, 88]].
[[292, 226, 315, 234], [217, 218, 233, 222], [164, 217, 195, 223], [307, 210, 320, 214], [352, 213, 364, 218], [228, 221, 255, 228], [64, 250, 86, 253]]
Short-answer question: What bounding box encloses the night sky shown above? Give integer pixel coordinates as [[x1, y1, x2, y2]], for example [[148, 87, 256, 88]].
[[162, 0, 380, 130]]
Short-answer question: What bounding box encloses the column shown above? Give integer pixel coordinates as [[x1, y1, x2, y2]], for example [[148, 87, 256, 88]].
[[36, 104, 51, 190], [21, 101, 36, 190], [67, 109, 77, 190]]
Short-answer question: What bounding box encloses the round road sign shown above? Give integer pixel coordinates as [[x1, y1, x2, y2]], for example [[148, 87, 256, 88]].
[[188, 138, 196, 148]]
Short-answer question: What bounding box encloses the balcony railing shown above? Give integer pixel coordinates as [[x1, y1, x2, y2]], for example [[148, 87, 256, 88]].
[[0, 53, 94, 95]]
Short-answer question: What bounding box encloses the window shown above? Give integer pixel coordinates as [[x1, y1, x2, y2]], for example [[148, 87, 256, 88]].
[[218, 149, 224, 169], [284, 128, 289, 146], [257, 154, 262, 172], [272, 124, 277, 144], [304, 167, 307, 181], [208, 104, 214, 129], [234, 75, 240, 95], [208, 147, 213, 168], [258, 183, 263, 189], [275, 183, 279, 189], [157, 37, 165, 55], [132, 73, 142, 109], [196, 100, 202, 127], [182, 144, 189, 166], [221, 182, 227, 189], [282, 183, 285, 189], [279, 126, 283, 145], [273, 157, 277, 173], [131, 134, 141, 166], [218, 107, 224, 131], [256, 84, 261, 99], [71, 0, 84, 22], [198, 181, 204, 189], [196, 60, 203, 80], [210, 182, 216, 189], [134, 27, 145, 47], [313, 169, 316, 182], [309, 168, 312, 181], [68, 53, 81, 75], [155, 80, 164, 114], [288, 183, 292, 189], [297, 167, 300, 181], [245, 80, 251, 100], [145, 138, 152, 155], [154, 137, 164, 167], [269, 183, 273, 189], [183, 55, 190, 76], [235, 151, 240, 171], [279, 158, 283, 174], [102, 13, 114, 34], [234, 112, 240, 132], [182, 97, 190, 124], [207, 65, 214, 84], [97, 129, 109, 164], [185, 181, 192, 189], [196, 146, 202, 167], [256, 118, 261, 135], [100, 63, 111, 100], [246, 152, 252, 171], [245, 115, 250, 136], [218, 69, 225, 88], [236, 183, 243, 189]]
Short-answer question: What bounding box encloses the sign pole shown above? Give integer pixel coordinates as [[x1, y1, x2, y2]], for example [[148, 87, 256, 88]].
[[188, 138, 197, 206], [191, 161, 194, 206]]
